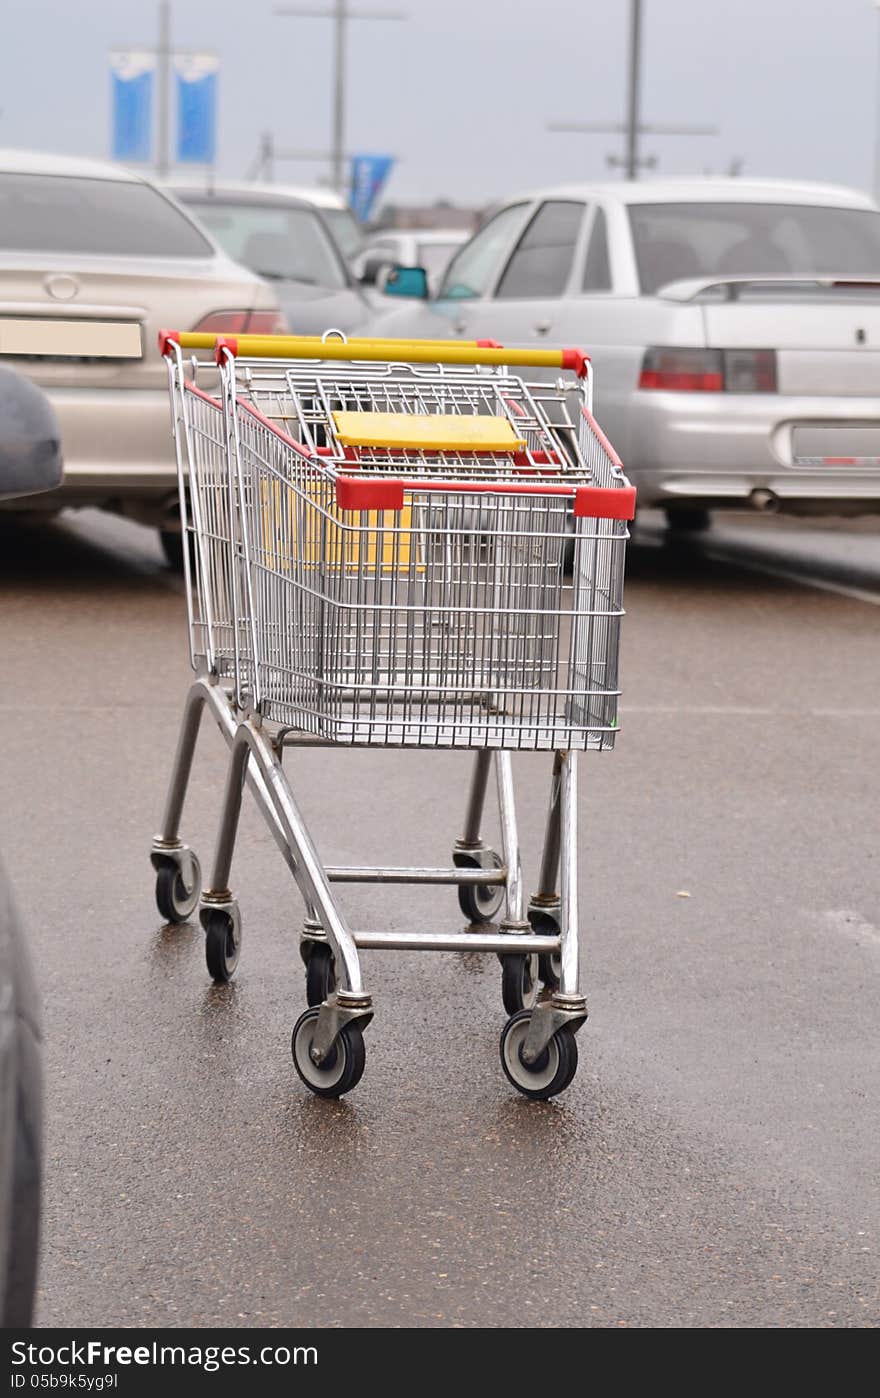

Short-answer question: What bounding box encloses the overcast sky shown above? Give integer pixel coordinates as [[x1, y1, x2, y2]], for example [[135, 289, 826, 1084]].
[[2, 0, 880, 205]]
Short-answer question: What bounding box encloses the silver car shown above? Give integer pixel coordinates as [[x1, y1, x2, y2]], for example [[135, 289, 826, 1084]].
[[367, 177, 880, 526], [0, 149, 284, 562], [169, 181, 373, 336]]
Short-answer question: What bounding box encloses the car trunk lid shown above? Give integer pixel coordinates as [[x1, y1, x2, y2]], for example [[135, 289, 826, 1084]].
[[0, 254, 267, 390], [694, 279, 880, 396]]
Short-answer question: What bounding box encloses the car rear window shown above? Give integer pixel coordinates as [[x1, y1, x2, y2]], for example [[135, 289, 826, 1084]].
[[0, 173, 213, 257], [322, 207, 364, 259], [184, 198, 347, 289], [629, 201, 880, 293]]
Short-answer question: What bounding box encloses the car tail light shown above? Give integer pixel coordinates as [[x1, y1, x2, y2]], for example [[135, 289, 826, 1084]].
[[191, 309, 289, 334], [639, 346, 776, 392], [722, 348, 777, 393], [639, 348, 723, 392]]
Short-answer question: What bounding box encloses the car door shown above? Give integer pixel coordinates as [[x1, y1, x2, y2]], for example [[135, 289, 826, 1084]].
[[428, 202, 534, 337], [460, 199, 590, 348]]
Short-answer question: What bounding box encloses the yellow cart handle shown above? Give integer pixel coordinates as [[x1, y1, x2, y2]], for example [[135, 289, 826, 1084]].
[[159, 330, 590, 378]]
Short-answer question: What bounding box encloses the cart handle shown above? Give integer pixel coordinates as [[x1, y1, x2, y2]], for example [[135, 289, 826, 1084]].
[[159, 330, 590, 378]]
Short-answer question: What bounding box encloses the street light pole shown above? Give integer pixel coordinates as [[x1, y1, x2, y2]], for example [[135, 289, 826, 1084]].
[[548, 0, 716, 177], [156, 0, 171, 178], [874, 0, 880, 202], [625, 0, 642, 180], [275, 3, 405, 193], [332, 0, 346, 193]]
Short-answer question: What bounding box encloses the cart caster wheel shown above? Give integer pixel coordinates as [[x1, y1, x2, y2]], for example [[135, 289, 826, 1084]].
[[155, 854, 201, 923], [291, 1008, 366, 1099], [499, 1009, 579, 1101], [305, 943, 336, 1007], [201, 903, 241, 983], [456, 850, 505, 924], [538, 952, 561, 991], [501, 952, 540, 1014]]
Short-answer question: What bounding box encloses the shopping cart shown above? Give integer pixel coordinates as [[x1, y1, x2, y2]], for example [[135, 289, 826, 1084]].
[[150, 331, 635, 1100]]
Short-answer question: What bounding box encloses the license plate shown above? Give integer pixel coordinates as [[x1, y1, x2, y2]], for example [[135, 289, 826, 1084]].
[[792, 424, 880, 468], [0, 317, 142, 359]]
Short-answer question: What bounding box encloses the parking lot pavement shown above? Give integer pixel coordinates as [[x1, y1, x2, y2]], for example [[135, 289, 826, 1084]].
[[0, 509, 878, 1328]]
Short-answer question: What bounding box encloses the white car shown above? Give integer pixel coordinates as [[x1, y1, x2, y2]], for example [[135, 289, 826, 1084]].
[[367, 178, 880, 526], [167, 180, 373, 336], [0, 149, 283, 562], [354, 228, 469, 296]]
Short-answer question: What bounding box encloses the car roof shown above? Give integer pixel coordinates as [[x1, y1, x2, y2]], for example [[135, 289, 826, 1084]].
[[503, 176, 879, 211], [0, 147, 147, 182], [167, 180, 317, 212], [164, 177, 348, 209], [373, 229, 468, 243]]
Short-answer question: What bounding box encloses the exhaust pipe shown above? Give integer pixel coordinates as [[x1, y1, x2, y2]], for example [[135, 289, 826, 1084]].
[[749, 488, 779, 513]]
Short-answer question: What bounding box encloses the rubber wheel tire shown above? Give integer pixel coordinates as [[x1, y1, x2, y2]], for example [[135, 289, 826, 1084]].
[[665, 506, 711, 534], [291, 1008, 366, 1099], [457, 850, 505, 924], [305, 944, 336, 1007], [501, 953, 539, 1014], [159, 528, 185, 571], [204, 908, 241, 983], [500, 1009, 579, 1101], [155, 859, 201, 923]]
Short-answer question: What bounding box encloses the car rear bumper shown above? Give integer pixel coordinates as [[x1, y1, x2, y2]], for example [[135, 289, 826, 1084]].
[[0, 386, 178, 510], [627, 391, 880, 513]]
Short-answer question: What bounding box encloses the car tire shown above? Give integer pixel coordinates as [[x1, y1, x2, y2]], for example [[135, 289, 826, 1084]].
[[2, 1018, 41, 1327], [665, 506, 712, 534], [159, 528, 185, 572]]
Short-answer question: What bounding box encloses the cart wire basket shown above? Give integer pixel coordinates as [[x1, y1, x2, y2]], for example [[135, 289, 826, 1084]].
[[151, 331, 635, 1101]]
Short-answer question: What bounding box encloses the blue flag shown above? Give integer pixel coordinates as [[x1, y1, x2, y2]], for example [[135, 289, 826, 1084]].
[[349, 155, 394, 224], [110, 51, 154, 163], [176, 54, 219, 164]]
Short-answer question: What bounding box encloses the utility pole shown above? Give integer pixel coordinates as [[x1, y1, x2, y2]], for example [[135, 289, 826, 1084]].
[[549, 0, 716, 178], [156, 0, 171, 178], [275, 2, 405, 192], [874, 0, 880, 202], [625, 0, 642, 180]]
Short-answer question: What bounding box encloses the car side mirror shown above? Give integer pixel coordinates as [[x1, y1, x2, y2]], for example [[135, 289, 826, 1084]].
[[0, 368, 63, 500], [382, 265, 429, 300]]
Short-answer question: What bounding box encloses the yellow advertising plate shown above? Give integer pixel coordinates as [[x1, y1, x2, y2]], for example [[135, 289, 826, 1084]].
[[332, 410, 526, 453]]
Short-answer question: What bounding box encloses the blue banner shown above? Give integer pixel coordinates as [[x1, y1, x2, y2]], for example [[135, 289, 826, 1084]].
[[110, 52, 154, 163], [176, 54, 219, 164], [349, 154, 394, 224]]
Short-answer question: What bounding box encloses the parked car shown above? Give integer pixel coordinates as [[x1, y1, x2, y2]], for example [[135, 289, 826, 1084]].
[[0, 368, 63, 1325], [168, 181, 373, 336], [367, 178, 880, 526], [0, 149, 284, 564], [283, 184, 365, 262], [354, 228, 468, 297]]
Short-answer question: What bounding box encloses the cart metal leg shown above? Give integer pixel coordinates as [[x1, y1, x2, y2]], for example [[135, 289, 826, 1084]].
[[150, 676, 304, 924], [203, 719, 369, 1005], [451, 750, 521, 928], [518, 750, 588, 1068]]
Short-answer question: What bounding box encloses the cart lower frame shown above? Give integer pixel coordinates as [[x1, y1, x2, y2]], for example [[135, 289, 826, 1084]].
[[151, 674, 588, 1093]]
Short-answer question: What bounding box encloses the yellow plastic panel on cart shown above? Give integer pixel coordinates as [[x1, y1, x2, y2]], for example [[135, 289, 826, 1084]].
[[259, 478, 420, 575], [332, 411, 526, 453]]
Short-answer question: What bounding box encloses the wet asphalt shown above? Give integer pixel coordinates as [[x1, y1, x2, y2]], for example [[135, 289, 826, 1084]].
[[1, 508, 878, 1329]]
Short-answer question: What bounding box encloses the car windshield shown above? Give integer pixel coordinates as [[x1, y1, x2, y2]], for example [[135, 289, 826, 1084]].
[[322, 207, 364, 259], [0, 173, 212, 256], [629, 201, 880, 293], [417, 242, 461, 279], [183, 198, 347, 288]]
